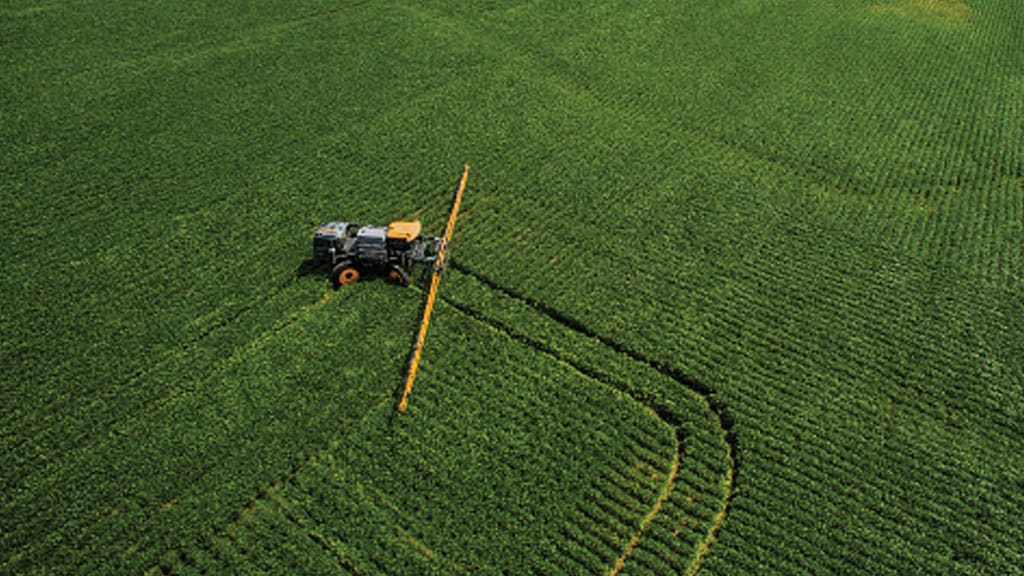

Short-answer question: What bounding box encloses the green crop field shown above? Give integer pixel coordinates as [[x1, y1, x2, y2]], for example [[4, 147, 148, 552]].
[[3, 0, 1022, 574]]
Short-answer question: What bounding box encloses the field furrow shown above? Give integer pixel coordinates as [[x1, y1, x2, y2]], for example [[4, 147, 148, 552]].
[[439, 266, 735, 573]]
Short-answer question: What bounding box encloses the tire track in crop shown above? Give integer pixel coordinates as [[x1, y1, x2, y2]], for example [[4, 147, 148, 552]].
[[446, 261, 737, 574], [3, 275, 308, 513], [164, 361, 488, 575], [155, 261, 730, 574], [148, 284, 434, 574], [608, 447, 681, 576], [436, 288, 684, 571], [155, 393, 397, 576], [2, 281, 339, 560]]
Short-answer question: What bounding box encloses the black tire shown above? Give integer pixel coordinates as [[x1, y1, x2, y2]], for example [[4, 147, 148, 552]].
[[332, 261, 359, 287], [387, 265, 410, 287]]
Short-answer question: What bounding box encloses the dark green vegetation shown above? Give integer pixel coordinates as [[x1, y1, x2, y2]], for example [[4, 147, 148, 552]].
[[3, 0, 1022, 574]]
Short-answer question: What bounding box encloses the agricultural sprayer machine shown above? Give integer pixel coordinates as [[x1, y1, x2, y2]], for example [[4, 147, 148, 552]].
[[313, 219, 439, 287], [311, 165, 470, 412]]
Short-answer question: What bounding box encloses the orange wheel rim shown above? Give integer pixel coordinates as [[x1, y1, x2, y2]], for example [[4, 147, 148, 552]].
[[339, 269, 359, 285]]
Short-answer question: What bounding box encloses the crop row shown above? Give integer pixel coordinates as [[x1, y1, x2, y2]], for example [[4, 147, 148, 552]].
[[1, 0, 470, 501], [439, 267, 735, 572], [2, 3, 488, 569], [199, 298, 684, 574], [462, 139, 1015, 448], [440, 0, 1022, 202], [6, 0, 1023, 572], [439, 5, 1024, 567], [165, 276, 696, 569], [2, 285, 422, 573]]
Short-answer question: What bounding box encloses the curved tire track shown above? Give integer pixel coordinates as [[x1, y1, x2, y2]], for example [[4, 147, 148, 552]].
[[168, 262, 737, 574], [448, 261, 737, 574]]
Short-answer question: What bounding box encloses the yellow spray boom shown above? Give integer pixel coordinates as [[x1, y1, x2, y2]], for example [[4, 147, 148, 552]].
[[398, 164, 469, 413]]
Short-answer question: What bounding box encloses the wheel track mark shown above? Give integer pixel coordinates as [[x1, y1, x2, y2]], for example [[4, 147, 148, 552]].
[[445, 262, 738, 574], [608, 446, 681, 576], [159, 257, 734, 574], [684, 460, 734, 576], [152, 391, 392, 575], [430, 290, 680, 570], [3, 281, 340, 570], [251, 474, 379, 575], [3, 276, 316, 517], [177, 390, 478, 576]]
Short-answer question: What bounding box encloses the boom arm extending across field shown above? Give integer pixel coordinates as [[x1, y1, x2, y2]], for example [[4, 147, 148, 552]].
[[398, 164, 469, 413]]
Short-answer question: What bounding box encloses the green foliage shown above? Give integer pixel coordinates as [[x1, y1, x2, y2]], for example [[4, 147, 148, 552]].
[[3, 0, 1022, 574]]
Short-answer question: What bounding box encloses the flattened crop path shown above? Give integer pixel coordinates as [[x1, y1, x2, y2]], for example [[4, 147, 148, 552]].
[[445, 263, 738, 574]]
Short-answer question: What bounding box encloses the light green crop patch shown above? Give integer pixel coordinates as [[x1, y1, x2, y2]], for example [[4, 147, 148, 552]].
[[871, 0, 971, 25]]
